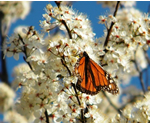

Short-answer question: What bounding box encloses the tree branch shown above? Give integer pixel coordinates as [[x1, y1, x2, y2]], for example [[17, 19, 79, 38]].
[[54, 3, 85, 122], [61, 19, 72, 39], [134, 49, 146, 94], [143, 49, 150, 90], [18, 34, 33, 71], [119, 94, 144, 111], [102, 1, 122, 115], [61, 57, 85, 122], [0, 11, 9, 85], [102, 91, 122, 115], [55, 1, 72, 39], [143, 49, 150, 64], [104, 1, 120, 47], [45, 109, 49, 123], [55, 1, 61, 8], [134, 62, 146, 93]]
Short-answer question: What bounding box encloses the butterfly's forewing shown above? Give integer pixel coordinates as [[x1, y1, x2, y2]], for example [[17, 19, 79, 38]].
[[75, 51, 119, 95], [75, 53, 98, 95], [89, 59, 119, 94]]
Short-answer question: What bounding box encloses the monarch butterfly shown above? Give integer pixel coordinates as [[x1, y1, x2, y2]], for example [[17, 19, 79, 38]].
[[74, 51, 119, 95]]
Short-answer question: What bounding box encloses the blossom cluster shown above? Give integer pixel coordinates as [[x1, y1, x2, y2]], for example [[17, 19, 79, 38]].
[[111, 92, 150, 123], [0, 83, 15, 113], [4, 110, 28, 123], [3, 3, 105, 122], [98, 7, 150, 84], [0, 1, 31, 23], [1, 1, 150, 123]]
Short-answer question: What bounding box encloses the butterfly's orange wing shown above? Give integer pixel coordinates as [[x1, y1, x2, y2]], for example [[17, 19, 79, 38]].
[[75, 51, 119, 95]]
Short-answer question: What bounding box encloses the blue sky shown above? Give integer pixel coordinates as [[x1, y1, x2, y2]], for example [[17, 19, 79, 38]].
[[1, 1, 150, 121]]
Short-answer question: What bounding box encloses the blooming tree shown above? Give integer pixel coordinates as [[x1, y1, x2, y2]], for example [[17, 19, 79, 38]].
[[0, 1, 150, 123]]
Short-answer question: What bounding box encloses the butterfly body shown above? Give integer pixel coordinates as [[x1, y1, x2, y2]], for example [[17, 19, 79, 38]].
[[75, 51, 119, 95]]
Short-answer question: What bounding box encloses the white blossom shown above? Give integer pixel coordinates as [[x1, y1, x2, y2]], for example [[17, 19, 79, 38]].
[[2, 1, 150, 123], [0, 83, 15, 113]]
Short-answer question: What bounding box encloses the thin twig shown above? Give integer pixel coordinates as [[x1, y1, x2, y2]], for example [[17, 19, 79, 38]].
[[138, 70, 146, 93], [145, 68, 149, 90], [71, 83, 81, 105], [113, 1, 120, 17], [61, 20, 72, 39], [19, 33, 50, 122], [119, 95, 145, 110], [72, 83, 85, 123], [45, 109, 50, 123], [102, 91, 122, 115], [143, 49, 150, 64], [61, 55, 85, 122], [134, 48, 146, 94], [143, 49, 150, 90], [18, 34, 33, 70], [134, 63, 146, 93], [61, 58, 72, 76], [102, 1, 122, 115], [55, 1, 72, 39], [104, 1, 120, 47], [55, 1, 61, 8], [61, 57, 85, 123], [0, 11, 9, 85], [54, 2, 84, 122]]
